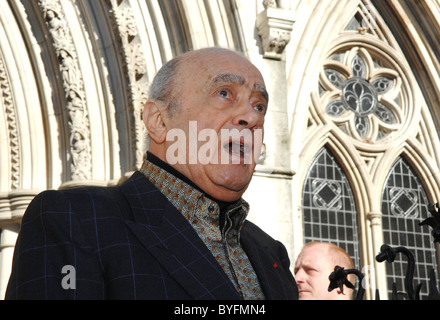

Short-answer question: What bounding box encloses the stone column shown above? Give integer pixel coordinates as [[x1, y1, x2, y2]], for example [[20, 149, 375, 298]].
[[0, 224, 19, 299], [367, 211, 388, 299]]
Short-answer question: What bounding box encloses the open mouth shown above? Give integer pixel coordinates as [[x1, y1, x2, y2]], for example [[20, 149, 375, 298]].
[[219, 129, 259, 164], [227, 141, 246, 156]]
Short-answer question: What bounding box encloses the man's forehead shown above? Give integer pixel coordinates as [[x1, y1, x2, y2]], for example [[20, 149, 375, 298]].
[[298, 246, 329, 262]]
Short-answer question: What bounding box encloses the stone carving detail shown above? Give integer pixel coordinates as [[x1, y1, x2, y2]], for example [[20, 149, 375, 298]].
[[322, 47, 402, 143], [38, 0, 92, 181], [263, 0, 278, 8], [0, 53, 20, 189], [107, 0, 149, 170], [256, 4, 295, 60]]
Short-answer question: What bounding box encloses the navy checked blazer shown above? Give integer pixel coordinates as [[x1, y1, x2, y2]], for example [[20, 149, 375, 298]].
[[5, 171, 298, 300]]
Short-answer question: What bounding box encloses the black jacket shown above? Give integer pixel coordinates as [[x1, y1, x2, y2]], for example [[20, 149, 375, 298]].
[[6, 171, 298, 300]]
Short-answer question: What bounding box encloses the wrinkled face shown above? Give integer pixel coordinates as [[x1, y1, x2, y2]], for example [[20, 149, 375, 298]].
[[294, 245, 343, 300], [162, 50, 268, 201]]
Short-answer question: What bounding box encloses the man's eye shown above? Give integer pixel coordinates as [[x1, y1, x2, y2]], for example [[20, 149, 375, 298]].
[[254, 104, 266, 113], [218, 89, 230, 98]]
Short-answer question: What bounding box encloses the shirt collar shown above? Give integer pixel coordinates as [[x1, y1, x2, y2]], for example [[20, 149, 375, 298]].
[[140, 153, 249, 238], [146, 151, 241, 212]]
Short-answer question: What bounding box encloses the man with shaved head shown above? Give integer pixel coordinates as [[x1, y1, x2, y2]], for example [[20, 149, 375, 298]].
[[6, 47, 298, 300], [294, 242, 355, 300]]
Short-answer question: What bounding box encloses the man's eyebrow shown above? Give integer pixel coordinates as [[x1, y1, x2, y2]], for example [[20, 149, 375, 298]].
[[255, 83, 269, 103], [210, 73, 269, 103], [211, 73, 245, 85]]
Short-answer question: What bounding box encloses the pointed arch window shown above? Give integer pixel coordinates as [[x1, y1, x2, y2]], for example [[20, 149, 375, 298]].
[[381, 157, 437, 299], [302, 0, 440, 300], [302, 147, 361, 269]]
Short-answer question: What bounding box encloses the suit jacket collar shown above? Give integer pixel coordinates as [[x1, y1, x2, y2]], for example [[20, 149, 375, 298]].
[[118, 171, 296, 300], [240, 224, 296, 300], [119, 172, 241, 300]]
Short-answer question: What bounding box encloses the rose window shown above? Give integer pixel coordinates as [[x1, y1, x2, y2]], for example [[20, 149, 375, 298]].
[[321, 48, 402, 142]]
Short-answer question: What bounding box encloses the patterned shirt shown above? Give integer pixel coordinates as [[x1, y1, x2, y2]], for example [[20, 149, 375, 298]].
[[139, 156, 265, 300]]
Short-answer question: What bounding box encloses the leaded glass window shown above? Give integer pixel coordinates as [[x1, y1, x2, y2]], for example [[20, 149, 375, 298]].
[[381, 157, 437, 299], [302, 147, 361, 269]]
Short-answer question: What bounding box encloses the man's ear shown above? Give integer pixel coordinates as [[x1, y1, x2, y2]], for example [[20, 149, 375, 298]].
[[142, 100, 167, 144]]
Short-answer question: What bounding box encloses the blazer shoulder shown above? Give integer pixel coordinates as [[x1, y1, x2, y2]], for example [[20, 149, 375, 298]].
[[22, 172, 146, 225], [242, 220, 278, 245], [242, 220, 291, 260], [23, 184, 127, 223]]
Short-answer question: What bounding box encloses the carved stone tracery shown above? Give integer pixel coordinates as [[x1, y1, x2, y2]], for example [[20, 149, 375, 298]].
[[107, 0, 149, 170], [322, 47, 402, 143], [38, 0, 92, 181], [0, 53, 20, 190]]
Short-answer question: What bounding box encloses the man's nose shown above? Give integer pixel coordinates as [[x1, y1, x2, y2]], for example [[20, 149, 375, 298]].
[[232, 104, 261, 129], [294, 270, 305, 283]]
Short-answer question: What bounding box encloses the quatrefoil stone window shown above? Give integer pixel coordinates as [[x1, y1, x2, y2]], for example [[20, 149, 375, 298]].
[[321, 48, 402, 142]]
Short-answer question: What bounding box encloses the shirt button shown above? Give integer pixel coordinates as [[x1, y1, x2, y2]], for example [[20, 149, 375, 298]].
[[208, 204, 215, 212]]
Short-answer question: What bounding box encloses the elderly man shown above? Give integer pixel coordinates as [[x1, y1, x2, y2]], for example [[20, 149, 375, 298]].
[[6, 47, 298, 300], [294, 242, 355, 300]]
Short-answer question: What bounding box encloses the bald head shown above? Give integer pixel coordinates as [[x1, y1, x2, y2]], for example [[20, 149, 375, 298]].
[[294, 242, 355, 300], [148, 48, 267, 117], [148, 49, 240, 102], [304, 242, 354, 270]]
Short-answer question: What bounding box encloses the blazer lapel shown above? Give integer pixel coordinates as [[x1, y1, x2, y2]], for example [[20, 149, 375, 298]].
[[240, 223, 298, 300], [119, 172, 241, 300]]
